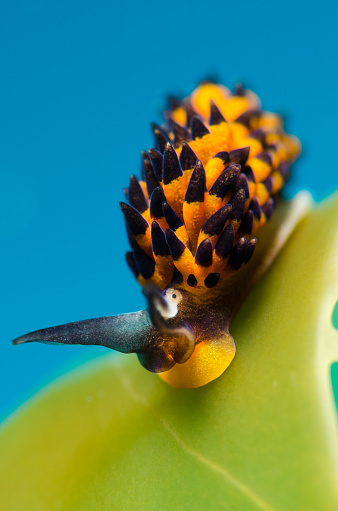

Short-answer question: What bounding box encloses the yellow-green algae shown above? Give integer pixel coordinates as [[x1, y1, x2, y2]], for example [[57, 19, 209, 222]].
[[0, 194, 338, 511]]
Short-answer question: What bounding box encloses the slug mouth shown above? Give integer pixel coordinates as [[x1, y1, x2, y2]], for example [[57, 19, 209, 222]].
[[12, 285, 196, 374]]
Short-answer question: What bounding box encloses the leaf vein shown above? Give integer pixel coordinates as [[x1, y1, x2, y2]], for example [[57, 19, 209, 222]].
[[118, 370, 276, 511]]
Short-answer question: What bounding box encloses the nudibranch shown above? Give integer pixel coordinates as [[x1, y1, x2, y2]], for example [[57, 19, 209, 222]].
[[13, 81, 305, 388]]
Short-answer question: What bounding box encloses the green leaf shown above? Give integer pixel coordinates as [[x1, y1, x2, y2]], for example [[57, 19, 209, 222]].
[[1, 193, 338, 511]]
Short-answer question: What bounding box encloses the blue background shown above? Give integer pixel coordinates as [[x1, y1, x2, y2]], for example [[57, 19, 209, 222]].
[[1, 0, 338, 421]]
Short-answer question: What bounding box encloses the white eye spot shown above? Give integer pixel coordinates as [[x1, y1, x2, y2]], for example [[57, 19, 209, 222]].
[[165, 288, 183, 304], [160, 288, 183, 318]]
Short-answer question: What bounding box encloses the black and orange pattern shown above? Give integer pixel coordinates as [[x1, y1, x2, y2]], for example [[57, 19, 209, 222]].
[[121, 82, 300, 291]]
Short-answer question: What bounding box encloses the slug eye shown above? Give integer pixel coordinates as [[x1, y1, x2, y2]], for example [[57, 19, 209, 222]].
[[161, 288, 183, 318], [165, 288, 183, 304]]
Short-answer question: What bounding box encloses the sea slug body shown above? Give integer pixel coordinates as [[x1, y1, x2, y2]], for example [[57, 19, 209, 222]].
[[13, 81, 303, 388], [124, 82, 299, 291]]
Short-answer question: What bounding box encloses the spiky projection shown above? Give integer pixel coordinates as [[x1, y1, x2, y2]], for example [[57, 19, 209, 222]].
[[122, 82, 300, 292], [13, 81, 306, 388]]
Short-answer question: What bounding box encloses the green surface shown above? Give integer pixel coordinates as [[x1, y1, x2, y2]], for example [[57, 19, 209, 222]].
[[1, 194, 338, 510]]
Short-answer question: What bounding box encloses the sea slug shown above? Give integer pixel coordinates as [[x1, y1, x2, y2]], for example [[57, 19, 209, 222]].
[[13, 81, 307, 388]]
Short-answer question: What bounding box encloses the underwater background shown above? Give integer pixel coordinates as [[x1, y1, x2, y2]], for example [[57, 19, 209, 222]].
[[1, 0, 338, 421]]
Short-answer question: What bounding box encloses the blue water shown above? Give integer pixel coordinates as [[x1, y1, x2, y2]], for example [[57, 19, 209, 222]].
[[1, 0, 338, 421]]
